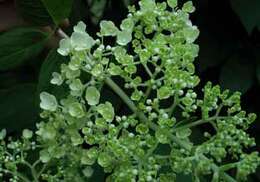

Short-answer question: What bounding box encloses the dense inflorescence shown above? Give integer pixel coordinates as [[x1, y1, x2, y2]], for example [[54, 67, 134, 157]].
[[0, 0, 259, 181]]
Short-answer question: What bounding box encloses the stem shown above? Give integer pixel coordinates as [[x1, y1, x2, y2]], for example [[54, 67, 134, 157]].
[[31, 167, 39, 182], [215, 104, 223, 117], [219, 162, 238, 171], [105, 77, 148, 123], [37, 163, 48, 179], [105, 77, 236, 182], [172, 116, 228, 132], [142, 63, 153, 77], [21, 161, 39, 182], [4, 169, 31, 182], [168, 94, 179, 117], [144, 84, 152, 100], [56, 27, 236, 182], [57, 28, 69, 38]]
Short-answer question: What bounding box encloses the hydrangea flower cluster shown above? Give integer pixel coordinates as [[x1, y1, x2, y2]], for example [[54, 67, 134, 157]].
[[0, 0, 259, 181]]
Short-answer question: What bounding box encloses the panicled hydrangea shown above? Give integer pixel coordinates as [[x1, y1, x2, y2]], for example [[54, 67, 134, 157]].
[[0, 0, 259, 181]]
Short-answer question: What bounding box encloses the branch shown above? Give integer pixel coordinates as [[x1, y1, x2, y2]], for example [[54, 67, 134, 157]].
[[172, 116, 229, 132], [56, 28, 69, 39], [56, 27, 237, 182], [104, 77, 236, 182]]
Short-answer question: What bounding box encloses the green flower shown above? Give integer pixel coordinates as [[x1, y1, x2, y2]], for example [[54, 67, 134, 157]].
[[40, 92, 58, 111], [85, 86, 100, 106], [97, 102, 115, 122], [68, 102, 85, 118], [100, 20, 118, 36]]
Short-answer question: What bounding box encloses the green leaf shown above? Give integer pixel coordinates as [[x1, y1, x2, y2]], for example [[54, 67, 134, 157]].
[[97, 102, 115, 122], [116, 30, 132, 46], [255, 49, 260, 84], [122, 0, 131, 7], [0, 28, 48, 71], [100, 20, 118, 36], [16, 0, 53, 25], [197, 31, 235, 72], [41, 0, 73, 25], [69, 0, 88, 26], [85, 86, 100, 106], [230, 0, 260, 34], [40, 92, 58, 111], [88, 0, 107, 24], [0, 84, 38, 132], [220, 56, 254, 94]]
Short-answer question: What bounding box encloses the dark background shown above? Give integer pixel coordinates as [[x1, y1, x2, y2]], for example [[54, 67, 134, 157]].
[[0, 0, 259, 181]]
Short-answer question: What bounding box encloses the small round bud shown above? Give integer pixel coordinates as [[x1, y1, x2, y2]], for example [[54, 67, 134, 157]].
[[146, 99, 152, 105], [106, 45, 111, 50], [116, 116, 122, 122], [99, 45, 105, 50], [146, 106, 152, 112], [178, 90, 184, 96], [95, 39, 101, 45], [155, 67, 161, 72]]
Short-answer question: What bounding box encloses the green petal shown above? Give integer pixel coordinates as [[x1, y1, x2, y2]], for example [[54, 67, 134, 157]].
[[120, 18, 134, 31], [40, 150, 51, 163], [71, 32, 95, 51], [68, 102, 85, 118], [50, 72, 63, 85], [157, 86, 171, 99], [40, 92, 58, 111], [183, 26, 199, 43], [85, 86, 100, 106], [0, 129, 7, 140], [116, 30, 132, 46], [176, 128, 192, 139], [57, 38, 71, 56], [100, 20, 118, 36], [167, 0, 177, 8], [97, 102, 114, 122], [69, 79, 83, 91], [182, 1, 195, 13], [139, 0, 156, 11], [22, 129, 33, 139], [73, 21, 86, 33], [91, 64, 103, 77]]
